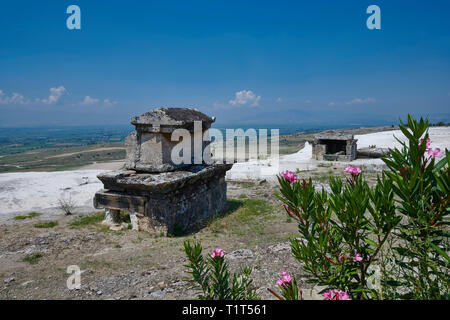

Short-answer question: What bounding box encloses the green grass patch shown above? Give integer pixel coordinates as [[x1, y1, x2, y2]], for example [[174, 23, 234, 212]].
[[69, 212, 104, 228], [207, 198, 274, 237], [22, 252, 43, 264], [81, 259, 113, 269], [13, 212, 40, 220], [34, 221, 58, 228], [317, 163, 332, 168], [232, 198, 273, 223], [234, 182, 256, 189]]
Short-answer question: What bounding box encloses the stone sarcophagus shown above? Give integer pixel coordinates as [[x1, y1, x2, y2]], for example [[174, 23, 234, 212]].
[[125, 108, 215, 173], [93, 107, 232, 235], [312, 131, 357, 161]]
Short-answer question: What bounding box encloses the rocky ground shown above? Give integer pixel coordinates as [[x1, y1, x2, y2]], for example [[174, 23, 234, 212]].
[[0, 180, 313, 300], [0, 156, 390, 300], [1, 126, 447, 300]]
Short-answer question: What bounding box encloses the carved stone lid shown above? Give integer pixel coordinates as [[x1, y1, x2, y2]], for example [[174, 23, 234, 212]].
[[96, 164, 232, 194], [314, 131, 355, 141], [130, 107, 215, 132]]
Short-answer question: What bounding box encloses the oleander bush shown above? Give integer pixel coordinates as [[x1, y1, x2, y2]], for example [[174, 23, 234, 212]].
[[183, 240, 259, 300], [275, 115, 449, 300]]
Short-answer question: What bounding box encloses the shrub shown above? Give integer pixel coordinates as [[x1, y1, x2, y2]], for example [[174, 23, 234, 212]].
[[58, 197, 76, 215], [275, 115, 449, 299], [381, 116, 449, 299], [183, 240, 259, 300]]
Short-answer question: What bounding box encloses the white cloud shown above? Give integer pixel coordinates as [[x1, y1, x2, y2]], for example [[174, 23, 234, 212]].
[[328, 97, 376, 107], [39, 86, 67, 104], [1, 87, 117, 107], [276, 97, 282, 103], [103, 99, 117, 106], [229, 90, 261, 107], [81, 96, 100, 105], [79, 97, 117, 106], [346, 97, 376, 105], [0, 90, 28, 104]]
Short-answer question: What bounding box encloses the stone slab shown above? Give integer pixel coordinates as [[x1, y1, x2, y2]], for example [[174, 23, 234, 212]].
[[97, 164, 232, 194], [131, 107, 215, 133], [94, 164, 232, 235]]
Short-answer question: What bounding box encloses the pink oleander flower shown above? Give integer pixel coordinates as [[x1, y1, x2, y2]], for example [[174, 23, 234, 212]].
[[353, 253, 363, 262], [281, 270, 292, 282], [277, 270, 293, 287], [210, 248, 225, 258], [280, 170, 298, 183], [323, 289, 333, 300], [334, 289, 351, 300], [324, 289, 351, 300], [276, 278, 284, 286], [419, 137, 431, 148], [282, 203, 289, 210], [427, 147, 444, 158], [344, 165, 362, 177]]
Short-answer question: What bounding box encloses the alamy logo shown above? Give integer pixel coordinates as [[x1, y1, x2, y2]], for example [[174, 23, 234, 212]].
[[366, 5, 381, 30], [66, 5, 81, 30], [66, 265, 81, 290], [170, 122, 280, 176]]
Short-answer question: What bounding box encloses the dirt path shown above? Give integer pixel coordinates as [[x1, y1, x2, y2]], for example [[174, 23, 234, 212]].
[[46, 147, 125, 159], [78, 160, 125, 170]]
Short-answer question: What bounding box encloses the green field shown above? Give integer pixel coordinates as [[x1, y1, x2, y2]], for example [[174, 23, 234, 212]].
[[0, 125, 400, 173], [0, 142, 126, 172]]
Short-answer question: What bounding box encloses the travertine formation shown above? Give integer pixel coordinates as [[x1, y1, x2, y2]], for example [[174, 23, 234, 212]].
[[93, 108, 232, 235], [312, 131, 358, 161]]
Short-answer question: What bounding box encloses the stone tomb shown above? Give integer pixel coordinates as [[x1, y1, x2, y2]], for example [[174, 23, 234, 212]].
[[125, 107, 215, 173], [312, 131, 357, 161], [93, 108, 232, 235]]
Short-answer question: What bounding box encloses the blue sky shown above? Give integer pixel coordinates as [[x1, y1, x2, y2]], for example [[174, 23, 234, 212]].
[[0, 1, 449, 128]]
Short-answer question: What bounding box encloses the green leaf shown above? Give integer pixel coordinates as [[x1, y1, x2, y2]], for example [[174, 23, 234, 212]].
[[428, 240, 450, 263], [363, 238, 378, 248]]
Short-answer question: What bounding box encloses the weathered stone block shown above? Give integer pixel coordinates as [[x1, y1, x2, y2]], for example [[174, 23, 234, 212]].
[[94, 107, 231, 235], [313, 144, 326, 160], [94, 164, 232, 235], [125, 107, 215, 173]]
